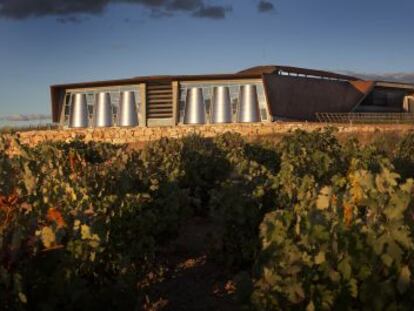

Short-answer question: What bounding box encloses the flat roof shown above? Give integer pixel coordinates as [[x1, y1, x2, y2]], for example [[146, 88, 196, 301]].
[[50, 64, 360, 89]]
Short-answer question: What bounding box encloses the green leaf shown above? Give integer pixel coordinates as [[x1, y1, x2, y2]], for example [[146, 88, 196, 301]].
[[23, 163, 36, 193], [314, 251, 326, 265], [380, 254, 393, 267], [306, 301, 315, 311], [81, 224, 92, 240], [287, 283, 305, 304], [387, 241, 403, 266], [390, 229, 412, 250], [397, 266, 411, 294], [338, 258, 352, 280], [384, 193, 409, 220], [316, 186, 331, 210], [349, 278, 358, 298], [18, 292, 27, 304], [40, 226, 56, 249]]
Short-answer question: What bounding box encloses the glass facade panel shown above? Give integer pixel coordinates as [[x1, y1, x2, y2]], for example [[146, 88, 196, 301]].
[[179, 80, 269, 124]]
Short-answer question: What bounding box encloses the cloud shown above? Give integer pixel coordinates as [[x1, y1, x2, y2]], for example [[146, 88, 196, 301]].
[[0, 0, 109, 19], [341, 70, 414, 84], [257, 0, 274, 13], [193, 4, 231, 19], [56, 16, 88, 24], [168, 0, 202, 11], [149, 8, 174, 18], [0, 114, 51, 122], [0, 0, 232, 20]]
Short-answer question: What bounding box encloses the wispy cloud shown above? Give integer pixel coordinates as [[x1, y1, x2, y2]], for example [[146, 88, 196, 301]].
[[192, 4, 232, 19], [0, 114, 51, 122], [257, 0, 275, 13], [0, 0, 233, 20], [340, 70, 414, 83], [56, 16, 89, 24]]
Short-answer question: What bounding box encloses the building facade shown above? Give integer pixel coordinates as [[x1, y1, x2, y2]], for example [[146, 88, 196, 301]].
[[50, 65, 414, 128]]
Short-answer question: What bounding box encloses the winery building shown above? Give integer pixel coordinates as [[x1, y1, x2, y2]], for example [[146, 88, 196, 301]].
[[50, 65, 414, 128]]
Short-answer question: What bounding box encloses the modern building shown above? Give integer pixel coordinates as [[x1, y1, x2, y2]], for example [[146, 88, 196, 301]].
[[50, 65, 414, 128]]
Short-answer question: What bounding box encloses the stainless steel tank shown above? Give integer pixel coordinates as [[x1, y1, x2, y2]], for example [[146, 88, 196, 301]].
[[118, 91, 138, 127], [184, 88, 206, 125], [237, 85, 261, 123], [69, 93, 89, 128], [211, 86, 232, 123], [93, 92, 113, 128]]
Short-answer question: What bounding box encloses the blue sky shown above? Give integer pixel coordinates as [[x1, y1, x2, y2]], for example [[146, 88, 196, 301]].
[[1, 0, 414, 121]]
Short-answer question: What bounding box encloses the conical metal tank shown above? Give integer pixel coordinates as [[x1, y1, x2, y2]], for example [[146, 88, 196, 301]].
[[69, 93, 88, 128], [237, 85, 261, 123], [184, 88, 206, 125], [93, 92, 113, 128], [118, 91, 138, 127], [211, 86, 232, 123]]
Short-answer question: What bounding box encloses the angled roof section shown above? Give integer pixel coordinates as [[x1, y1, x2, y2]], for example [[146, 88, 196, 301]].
[[239, 65, 359, 81], [263, 74, 374, 120]]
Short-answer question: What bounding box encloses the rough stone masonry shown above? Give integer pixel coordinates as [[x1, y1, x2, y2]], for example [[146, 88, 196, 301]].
[[10, 122, 414, 147]]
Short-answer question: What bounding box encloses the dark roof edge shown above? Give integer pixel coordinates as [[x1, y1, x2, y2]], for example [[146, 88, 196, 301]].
[[239, 65, 359, 81], [50, 72, 263, 89], [375, 81, 414, 90]]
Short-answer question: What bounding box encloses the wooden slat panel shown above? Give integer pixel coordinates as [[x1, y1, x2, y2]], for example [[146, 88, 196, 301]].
[[147, 93, 172, 98], [147, 88, 171, 92], [147, 109, 173, 114], [146, 92, 173, 98], [147, 91, 172, 94], [148, 103, 172, 107], [147, 113, 173, 118], [147, 95, 173, 100], [147, 85, 172, 89], [147, 105, 173, 110], [147, 103, 173, 108], [147, 85, 172, 90], [146, 82, 173, 120], [147, 99, 173, 104], [147, 104, 173, 108]]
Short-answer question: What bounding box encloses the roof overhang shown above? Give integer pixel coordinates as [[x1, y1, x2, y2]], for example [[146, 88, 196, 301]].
[[374, 81, 414, 90]]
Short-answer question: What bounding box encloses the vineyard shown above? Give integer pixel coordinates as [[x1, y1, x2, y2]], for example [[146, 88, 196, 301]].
[[1, 128, 414, 310]]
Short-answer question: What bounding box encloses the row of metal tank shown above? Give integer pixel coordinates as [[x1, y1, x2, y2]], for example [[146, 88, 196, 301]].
[[68, 84, 262, 128], [69, 91, 138, 128], [184, 84, 261, 124]]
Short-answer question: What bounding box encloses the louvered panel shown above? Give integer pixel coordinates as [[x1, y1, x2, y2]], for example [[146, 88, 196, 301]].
[[147, 109, 173, 114], [147, 98, 173, 104], [147, 90, 173, 95], [147, 113, 173, 118], [147, 86, 171, 91], [147, 94, 172, 99], [147, 104, 173, 110], [146, 102, 173, 108], [146, 82, 173, 119]]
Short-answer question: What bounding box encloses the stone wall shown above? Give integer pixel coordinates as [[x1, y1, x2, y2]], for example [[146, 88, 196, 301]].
[[9, 122, 414, 147]]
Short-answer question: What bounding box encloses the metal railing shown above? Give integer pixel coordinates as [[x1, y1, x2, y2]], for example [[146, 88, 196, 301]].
[[316, 112, 414, 124]]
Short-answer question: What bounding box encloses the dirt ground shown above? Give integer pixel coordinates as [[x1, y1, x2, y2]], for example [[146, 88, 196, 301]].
[[139, 217, 243, 311]]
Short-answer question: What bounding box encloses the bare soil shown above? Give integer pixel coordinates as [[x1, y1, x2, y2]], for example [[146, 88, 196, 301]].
[[139, 217, 242, 311]]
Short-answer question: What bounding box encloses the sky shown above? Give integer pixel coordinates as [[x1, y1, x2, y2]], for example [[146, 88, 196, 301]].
[[1, 0, 414, 123]]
